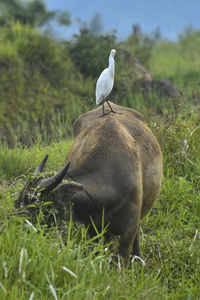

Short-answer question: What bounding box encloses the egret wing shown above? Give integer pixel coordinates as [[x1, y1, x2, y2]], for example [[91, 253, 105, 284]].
[[95, 68, 112, 104]]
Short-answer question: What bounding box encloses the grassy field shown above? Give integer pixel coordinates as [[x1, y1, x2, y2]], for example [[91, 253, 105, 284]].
[[0, 25, 200, 299], [0, 107, 200, 299]]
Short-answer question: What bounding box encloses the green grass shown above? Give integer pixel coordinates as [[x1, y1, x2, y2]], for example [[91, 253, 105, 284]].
[[0, 140, 72, 181], [150, 39, 200, 89], [0, 23, 200, 299], [0, 110, 200, 299]]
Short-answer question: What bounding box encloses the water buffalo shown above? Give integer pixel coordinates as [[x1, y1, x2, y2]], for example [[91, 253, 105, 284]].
[[16, 102, 162, 268]]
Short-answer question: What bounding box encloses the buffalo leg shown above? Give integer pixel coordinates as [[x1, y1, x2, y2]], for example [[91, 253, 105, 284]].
[[119, 222, 140, 268], [104, 233, 117, 254], [132, 227, 142, 258]]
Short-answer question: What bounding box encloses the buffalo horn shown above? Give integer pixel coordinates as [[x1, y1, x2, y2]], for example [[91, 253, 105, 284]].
[[38, 162, 70, 191], [34, 154, 49, 175]]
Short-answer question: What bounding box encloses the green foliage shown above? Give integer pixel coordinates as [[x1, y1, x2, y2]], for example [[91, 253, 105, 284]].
[[0, 23, 93, 145], [0, 0, 70, 28], [0, 140, 72, 181], [0, 12, 200, 299], [0, 17, 200, 300], [0, 111, 200, 298], [150, 29, 200, 89], [121, 24, 161, 68], [69, 28, 117, 78], [0, 23, 200, 145], [0, 24, 200, 296]]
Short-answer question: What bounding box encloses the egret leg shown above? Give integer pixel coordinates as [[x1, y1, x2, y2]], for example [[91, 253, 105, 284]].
[[99, 102, 107, 117], [102, 103, 105, 115], [106, 100, 116, 113]]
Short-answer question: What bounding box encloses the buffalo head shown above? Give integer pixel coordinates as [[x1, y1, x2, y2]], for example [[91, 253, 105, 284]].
[[15, 155, 72, 217]]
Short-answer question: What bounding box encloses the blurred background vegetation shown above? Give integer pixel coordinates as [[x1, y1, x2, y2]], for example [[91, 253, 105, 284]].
[[0, 0, 200, 146]]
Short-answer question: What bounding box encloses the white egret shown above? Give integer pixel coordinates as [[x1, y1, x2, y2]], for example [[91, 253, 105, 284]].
[[95, 49, 116, 116]]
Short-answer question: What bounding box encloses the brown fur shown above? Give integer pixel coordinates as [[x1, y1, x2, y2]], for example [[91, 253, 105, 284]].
[[53, 102, 162, 267], [17, 102, 162, 268]]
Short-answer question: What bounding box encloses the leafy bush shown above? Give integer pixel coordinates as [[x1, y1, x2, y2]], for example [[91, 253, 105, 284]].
[[69, 28, 117, 78], [0, 23, 93, 145], [120, 24, 161, 68]]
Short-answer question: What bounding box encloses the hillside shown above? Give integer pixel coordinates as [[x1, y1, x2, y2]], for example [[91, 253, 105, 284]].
[[0, 23, 199, 145]]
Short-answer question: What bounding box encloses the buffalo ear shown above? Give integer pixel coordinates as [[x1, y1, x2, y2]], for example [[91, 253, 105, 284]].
[[52, 181, 84, 205], [55, 181, 84, 193]]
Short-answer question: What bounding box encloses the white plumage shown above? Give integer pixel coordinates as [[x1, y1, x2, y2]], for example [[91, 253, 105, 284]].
[[95, 49, 116, 115]]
